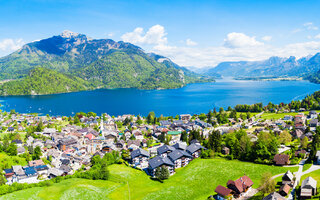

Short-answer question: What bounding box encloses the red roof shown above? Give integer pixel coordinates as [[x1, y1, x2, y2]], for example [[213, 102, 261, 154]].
[[241, 175, 253, 188], [227, 179, 244, 193], [85, 133, 95, 140], [215, 185, 232, 197]]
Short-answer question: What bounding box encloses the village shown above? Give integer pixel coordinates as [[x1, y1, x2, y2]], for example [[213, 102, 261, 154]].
[[1, 107, 320, 200]]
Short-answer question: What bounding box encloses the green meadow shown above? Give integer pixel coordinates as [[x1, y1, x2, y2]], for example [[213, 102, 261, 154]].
[[0, 158, 298, 200]]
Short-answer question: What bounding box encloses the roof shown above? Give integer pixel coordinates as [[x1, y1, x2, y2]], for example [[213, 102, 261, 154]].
[[273, 154, 290, 165], [4, 168, 13, 174], [172, 142, 187, 150], [186, 143, 204, 154], [279, 184, 291, 194], [215, 185, 232, 197], [168, 149, 192, 161], [262, 192, 286, 200], [241, 175, 253, 188], [157, 145, 176, 155], [167, 131, 182, 135], [148, 156, 174, 169], [29, 159, 45, 167], [35, 165, 49, 171], [301, 176, 317, 189], [227, 179, 244, 193], [131, 148, 150, 159], [24, 166, 37, 176], [283, 170, 294, 181]]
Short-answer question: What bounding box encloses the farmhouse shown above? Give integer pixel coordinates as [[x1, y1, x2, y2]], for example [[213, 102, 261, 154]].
[[300, 176, 317, 198]]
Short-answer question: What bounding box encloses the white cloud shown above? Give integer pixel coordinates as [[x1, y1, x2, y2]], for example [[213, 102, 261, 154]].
[[315, 34, 320, 39], [262, 36, 272, 41], [0, 38, 24, 51], [120, 25, 320, 67], [107, 32, 114, 37], [186, 38, 197, 46], [121, 25, 167, 46], [304, 22, 318, 30], [223, 32, 264, 48]]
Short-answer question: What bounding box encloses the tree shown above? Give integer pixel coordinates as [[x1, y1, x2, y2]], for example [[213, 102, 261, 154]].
[[147, 112, 155, 124], [279, 131, 292, 145], [6, 143, 17, 156], [301, 136, 308, 149], [259, 172, 276, 196], [33, 146, 42, 160], [155, 166, 170, 181], [180, 131, 188, 142], [208, 130, 222, 152], [35, 120, 43, 132]]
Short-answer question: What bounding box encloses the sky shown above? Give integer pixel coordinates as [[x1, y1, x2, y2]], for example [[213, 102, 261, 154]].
[[1, 0, 320, 67]]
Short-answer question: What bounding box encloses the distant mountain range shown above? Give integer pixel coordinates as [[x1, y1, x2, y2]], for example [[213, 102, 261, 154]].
[[203, 53, 320, 81], [0, 31, 211, 95]]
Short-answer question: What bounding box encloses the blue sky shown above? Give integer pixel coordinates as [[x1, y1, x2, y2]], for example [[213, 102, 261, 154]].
[[1, 0, 320, 67]]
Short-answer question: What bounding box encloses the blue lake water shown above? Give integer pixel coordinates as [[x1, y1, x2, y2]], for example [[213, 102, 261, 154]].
[[1, 79, 320, 116]]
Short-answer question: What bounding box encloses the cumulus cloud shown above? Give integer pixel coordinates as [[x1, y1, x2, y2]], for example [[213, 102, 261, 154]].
[[223, 32, 264, 48], [262, 36, 272, 41], [0, 38, 24, 51], [121, 24, 167, 46], [121, 25, 320, 67], [186, 38, 197, 46]]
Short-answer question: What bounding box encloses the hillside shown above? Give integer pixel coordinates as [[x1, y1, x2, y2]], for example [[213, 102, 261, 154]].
[[206, 53, 320, 79], [0, 31, 210, 95], [0, 68, 92, 96], [0, 159, 297, 200]]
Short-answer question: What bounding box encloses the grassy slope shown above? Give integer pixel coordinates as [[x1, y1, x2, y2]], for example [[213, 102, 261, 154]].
[[0, 158, 298, 200], [0, 152, 27, 170]]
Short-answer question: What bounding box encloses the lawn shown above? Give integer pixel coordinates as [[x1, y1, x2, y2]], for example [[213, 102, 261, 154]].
[[0, 152, 27, 170], [259, 110, 319, 120], [0, 158, 299, 200]]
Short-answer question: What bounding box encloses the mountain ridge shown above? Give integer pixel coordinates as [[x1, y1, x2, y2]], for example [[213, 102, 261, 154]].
[[0, 31, 211, 95]]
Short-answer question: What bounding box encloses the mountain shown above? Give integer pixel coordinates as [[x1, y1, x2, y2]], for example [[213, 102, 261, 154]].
[[0, 31, 211, 95], [206, 53, 320, 78], [0, 67, 93, 96]]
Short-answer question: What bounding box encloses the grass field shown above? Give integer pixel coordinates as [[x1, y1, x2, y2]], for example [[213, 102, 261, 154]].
[[258, 110, 319, 120], [0, 158, 298, 200]]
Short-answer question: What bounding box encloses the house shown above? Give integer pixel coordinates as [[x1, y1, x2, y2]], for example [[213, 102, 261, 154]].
[[263, 192, 286, 200], [168, 149, 192, 168], [34, 165, 49, 175], [283, 115, 293, 121], [227, 176, 253, 198], [148, 156, 175, 176], [215, 185, 232, 200], [17, 147, 26, 155], [309, 119, 319, 127], [300, 176, 317, 198], [273, 154, 290, 166], [48, 168, 64, 178], [29, 159, 45, 167], [131, 148, 150, 169], [12, 139, 23, 147], [3, 168, 14, 184], [279, 184, 290, 196], [172, 142, 187, 151], [308, 111, 318, 119], [12, 165, 26, 182], [186, 143, 205, 158], [58, 137, 77, 151], [179, 114, 191, 121], [157, 145, 176, 157], [282, 170, 294, 186], [21, 166, 38, 183]]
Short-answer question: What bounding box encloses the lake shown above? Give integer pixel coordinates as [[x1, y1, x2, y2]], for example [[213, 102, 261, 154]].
[[1, 79, 320, 117]]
